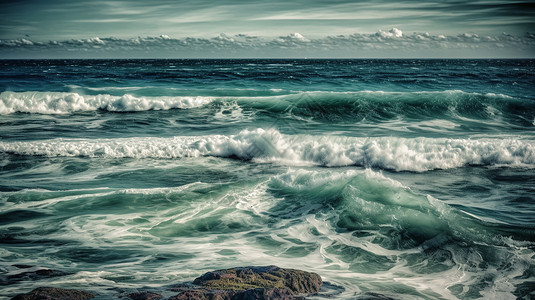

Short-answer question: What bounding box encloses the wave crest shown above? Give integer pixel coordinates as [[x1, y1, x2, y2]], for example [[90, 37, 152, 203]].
[[1, 129, 533, 171], [0, 91, 212, 114], [1, 90, 529, 120]]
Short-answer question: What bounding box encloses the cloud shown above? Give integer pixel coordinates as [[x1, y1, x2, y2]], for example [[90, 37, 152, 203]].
[[268, 33, 311, 48], [376, 28, 403, 38], [1, 29, 534, 58], [2, 0, 534, 44]]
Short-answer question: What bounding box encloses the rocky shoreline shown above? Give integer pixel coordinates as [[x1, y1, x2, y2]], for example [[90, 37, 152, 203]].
[[9, 266, 323, 300], [7, 265, 395, 300]]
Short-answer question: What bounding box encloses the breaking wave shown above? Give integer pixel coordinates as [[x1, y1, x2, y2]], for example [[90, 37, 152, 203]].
[[0, 91, 212, 114], [1, 128, 533, 171], [1, 90, 532, 123]]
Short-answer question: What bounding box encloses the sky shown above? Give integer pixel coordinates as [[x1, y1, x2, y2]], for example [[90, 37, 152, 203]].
[[1, 0, 534, 58]]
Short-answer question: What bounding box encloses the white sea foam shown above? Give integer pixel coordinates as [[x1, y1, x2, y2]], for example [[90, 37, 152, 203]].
[[1, 129, 534, 171], [2, 168, 531, 299], [0, 91, 212, 114]]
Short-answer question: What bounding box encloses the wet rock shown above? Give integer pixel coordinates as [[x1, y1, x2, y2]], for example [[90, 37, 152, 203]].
[[127, 291, 163, 300], [168, 288, 302, 300], [168, 289, 233, 300], [192, 265, 322, 294], [10, 287, 94, 300], [8, 266, 324, 300], [234, 287, 302, 300], [170, 266, 321, 299]]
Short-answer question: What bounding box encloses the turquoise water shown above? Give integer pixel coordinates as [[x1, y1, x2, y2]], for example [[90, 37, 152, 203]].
[[1, 59, 534, 299]]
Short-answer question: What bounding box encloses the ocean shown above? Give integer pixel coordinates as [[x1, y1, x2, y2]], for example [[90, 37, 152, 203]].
[[0, 59, 534, 299]]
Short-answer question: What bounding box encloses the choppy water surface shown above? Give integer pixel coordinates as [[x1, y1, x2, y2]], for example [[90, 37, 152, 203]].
[[1, 59, 534, 299]]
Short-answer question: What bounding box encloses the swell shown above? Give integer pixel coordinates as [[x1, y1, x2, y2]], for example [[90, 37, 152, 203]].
[[1, 129, 533, 171], [240, 90, 535, 127], [1, 91, 533, 126]]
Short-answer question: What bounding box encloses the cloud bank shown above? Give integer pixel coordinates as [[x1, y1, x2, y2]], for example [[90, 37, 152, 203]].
[[1, 29, 534, 58]]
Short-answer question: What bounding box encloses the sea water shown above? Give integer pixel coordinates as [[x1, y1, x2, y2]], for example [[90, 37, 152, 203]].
[[0, 59, 534, 299]]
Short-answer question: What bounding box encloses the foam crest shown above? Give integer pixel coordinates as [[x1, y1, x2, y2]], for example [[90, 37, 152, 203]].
[[266, 168, 534, 299], [1, 90, 526, 118], [0, 91, 212, 114], [1, 129, 534, 171]]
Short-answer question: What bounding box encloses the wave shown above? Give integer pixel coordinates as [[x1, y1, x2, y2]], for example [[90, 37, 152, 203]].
[[1, 90, 532, 123], [0, 91, 212, 114], [268, 168, 528, 241], [266, 168, 534, 298], [1, 129, 533, 171], [65, 85, 290, 97], [237, 90, 535, 127]]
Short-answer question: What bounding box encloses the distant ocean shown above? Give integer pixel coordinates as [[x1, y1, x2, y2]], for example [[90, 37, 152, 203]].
[[1, 59, 534, 299]]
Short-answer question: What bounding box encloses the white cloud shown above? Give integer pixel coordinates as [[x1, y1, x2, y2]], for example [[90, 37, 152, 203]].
[[20, 39, 34, 45], [87, 37, 105, 45], [376, 28, 403, 38], [1, 29, 533, 58], [290, 33, 309, 42]]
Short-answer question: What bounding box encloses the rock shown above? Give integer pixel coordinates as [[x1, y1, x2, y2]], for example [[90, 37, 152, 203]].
[[8, 266, 324, 300], [127, 291, 163, 300], [170, 266, 321, 299], [233, 287, 302, 300], [192, 266, 322, 294], [10, 287, 94, 300], [168, 287, 302, 300], [168, 289, 233, 300]]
